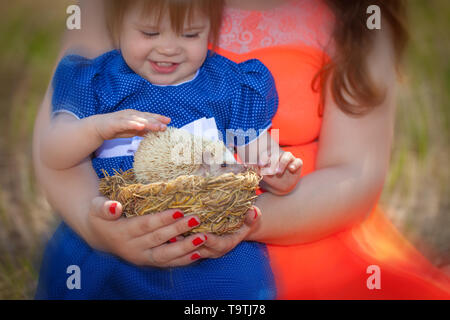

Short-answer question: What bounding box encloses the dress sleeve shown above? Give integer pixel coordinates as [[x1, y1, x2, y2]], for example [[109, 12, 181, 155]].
[[227, 59, 278, 147], [51, 54, 99, 119]]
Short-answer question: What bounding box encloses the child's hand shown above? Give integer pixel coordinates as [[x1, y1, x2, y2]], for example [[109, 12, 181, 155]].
[[259, 151, 303, 195], [92, 109, 171, 140]]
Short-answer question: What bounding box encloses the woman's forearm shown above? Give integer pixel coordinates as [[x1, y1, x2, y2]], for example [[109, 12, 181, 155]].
[[251, 27, 397, 246], [248, 163, 385, 245], [32, 89, 99, 242], [40, 158, 99, 242], [32, 0, 113, 239]]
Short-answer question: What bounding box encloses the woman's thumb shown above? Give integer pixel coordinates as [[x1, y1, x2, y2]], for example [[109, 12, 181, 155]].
[[244, 206, 261, 225], [90, 196, 123, 220]]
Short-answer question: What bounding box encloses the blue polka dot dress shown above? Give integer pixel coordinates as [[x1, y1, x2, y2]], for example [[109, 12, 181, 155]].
[[36, 50, 278, 299], [51, 50, 278, 178]]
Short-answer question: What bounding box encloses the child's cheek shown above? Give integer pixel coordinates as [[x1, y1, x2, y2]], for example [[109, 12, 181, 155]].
[[189, 38, 209, 64], [121, 30, 147, 57], [129, 40, 150, 59]]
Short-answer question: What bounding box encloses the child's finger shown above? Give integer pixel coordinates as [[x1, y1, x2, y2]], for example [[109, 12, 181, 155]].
[[119, 109, 171, 123], [258, 150, 280, 175], [129, 115, 168, 131], [258, 149, 271, 167], [260, 164, 278, 176], [275, 152, 294, 175], [119, 116, 159, 132], [133, 110, 171, 124], [288, 158, 303, 173], [123, 120, 146, 132], [127, 111, 171, 126], [147, 112, 171, 124], [142, 118, 167, 131]]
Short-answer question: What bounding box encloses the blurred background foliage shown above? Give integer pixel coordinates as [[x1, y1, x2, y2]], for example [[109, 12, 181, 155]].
[[0, 0, 448, 299]]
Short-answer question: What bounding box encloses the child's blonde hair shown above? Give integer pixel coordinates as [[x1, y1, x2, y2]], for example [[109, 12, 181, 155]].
[[106, 0, 225, 51]]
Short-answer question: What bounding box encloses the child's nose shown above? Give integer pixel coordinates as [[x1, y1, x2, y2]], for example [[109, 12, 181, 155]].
[[155, 40, 181, 56]]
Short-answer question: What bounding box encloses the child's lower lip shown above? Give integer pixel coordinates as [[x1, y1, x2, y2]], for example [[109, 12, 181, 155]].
[[150, 61, 179, 74]]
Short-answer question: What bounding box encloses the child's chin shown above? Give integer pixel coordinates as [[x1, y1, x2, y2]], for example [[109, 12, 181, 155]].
[[149, 76, 183, 86], [147, 76, 173, 85]]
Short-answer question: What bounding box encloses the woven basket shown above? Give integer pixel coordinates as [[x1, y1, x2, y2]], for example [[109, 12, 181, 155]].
[[99, 168, 262, 235]]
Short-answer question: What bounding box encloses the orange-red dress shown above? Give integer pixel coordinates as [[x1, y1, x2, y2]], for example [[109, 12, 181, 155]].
[[217, 0, 450, 299]]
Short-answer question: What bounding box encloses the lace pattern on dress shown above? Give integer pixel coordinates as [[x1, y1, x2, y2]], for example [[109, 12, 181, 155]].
[[219, 0, 335, 55]]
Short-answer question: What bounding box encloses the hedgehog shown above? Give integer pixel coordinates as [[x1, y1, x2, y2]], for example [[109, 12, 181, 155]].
[[133, 126, 246, 184]]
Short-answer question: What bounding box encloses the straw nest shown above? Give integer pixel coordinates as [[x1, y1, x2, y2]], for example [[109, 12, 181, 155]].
[[99, 127, 262, 235]]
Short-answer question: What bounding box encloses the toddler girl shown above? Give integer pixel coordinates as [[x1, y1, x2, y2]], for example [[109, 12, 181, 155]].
[[37, 0, 302, 299]]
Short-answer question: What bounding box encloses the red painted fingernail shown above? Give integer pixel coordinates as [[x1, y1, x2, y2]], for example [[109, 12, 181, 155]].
[[191, 253, 201, 261], [204, 235, 208, 241], [169, 237, 177, 243], [253, 207, 258, 219], [188, 217, 200, 228], [109, 203, 117, 215], [172, 211, 184, 220], [192, 237, 204, 246]]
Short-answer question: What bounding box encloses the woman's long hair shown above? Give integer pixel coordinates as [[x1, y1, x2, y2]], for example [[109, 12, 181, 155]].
[[316, 0, 408, 116]]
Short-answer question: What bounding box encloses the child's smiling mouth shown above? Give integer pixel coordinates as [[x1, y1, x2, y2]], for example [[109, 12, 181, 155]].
[[150, 60, 180, 74]]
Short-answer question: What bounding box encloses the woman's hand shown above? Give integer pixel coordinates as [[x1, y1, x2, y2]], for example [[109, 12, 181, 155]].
[[85, 196, 209, 267], [85, 196, 261, 266], [196, 206, 262, 259]]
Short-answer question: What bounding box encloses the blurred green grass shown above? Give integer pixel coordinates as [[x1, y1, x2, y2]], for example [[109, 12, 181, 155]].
[[381, 0, 450, 268], [0, 0, 448, 299], [0, 0, 69, 299]]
